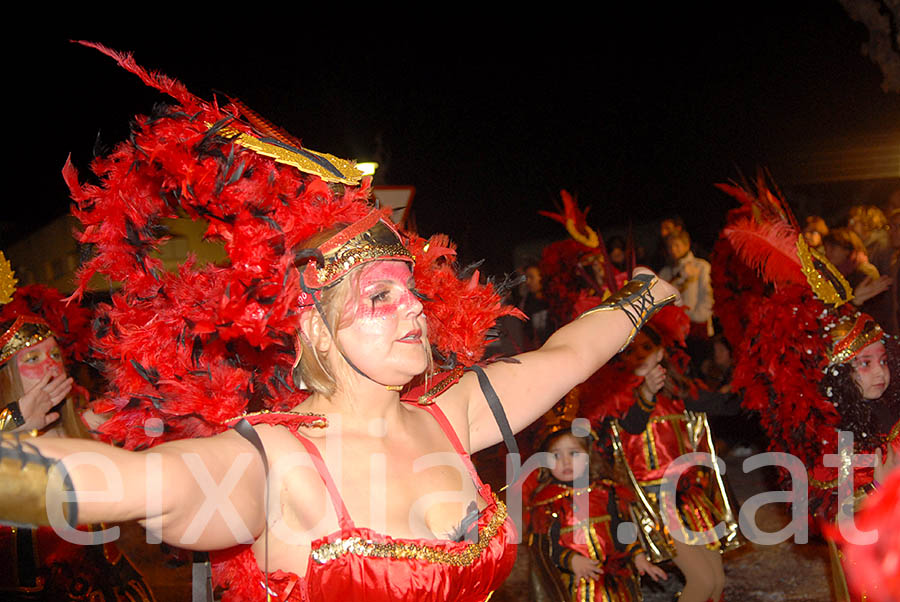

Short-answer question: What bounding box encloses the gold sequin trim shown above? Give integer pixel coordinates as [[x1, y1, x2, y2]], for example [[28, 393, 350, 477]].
[[0, 319, 53, 366], [316, 234, 412, 285], [310, 495, 508, 565], [217, 125, 363, 186], [418, 366, 465, 405], [797, 234, 853, 307], [528, 486, 594, 508]]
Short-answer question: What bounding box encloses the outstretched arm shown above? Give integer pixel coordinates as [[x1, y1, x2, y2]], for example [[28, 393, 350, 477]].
[[462, 269, 678, 452], [1, 429, 267, 551]]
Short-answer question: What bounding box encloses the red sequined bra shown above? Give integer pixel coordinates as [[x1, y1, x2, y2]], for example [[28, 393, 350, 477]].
[[214, 403, 518, 602]]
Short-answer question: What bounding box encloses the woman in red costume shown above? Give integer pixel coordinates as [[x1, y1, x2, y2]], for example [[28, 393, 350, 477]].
[[0, 43, 679, 602]]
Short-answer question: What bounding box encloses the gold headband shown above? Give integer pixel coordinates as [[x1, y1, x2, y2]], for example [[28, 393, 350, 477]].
[[297, 213, 414, 307], [827, 313, 884, 366], [0, 317, 54, 366]]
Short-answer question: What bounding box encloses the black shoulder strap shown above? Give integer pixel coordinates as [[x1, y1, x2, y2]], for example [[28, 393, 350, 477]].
[[468, 365, 519, 460], [191, 418, 270, 602]]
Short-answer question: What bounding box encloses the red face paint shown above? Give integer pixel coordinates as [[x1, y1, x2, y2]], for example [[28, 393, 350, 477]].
[[335, 261, 428, 385], [15, 337, 65, 392]]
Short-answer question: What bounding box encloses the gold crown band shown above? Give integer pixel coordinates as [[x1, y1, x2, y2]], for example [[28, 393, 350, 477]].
[[0, 317, 53, 366], [298, 214, 414, 299], [827, 314, 884, 366]]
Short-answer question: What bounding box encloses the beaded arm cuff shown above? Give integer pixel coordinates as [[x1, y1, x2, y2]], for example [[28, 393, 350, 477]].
[[0, 434, 77, 528], [577, 273, 677, 352], [0, 402, 25, 431]]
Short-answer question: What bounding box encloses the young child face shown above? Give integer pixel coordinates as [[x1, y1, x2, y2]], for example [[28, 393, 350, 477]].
[[850, 341, 890, 400], [547, 433, 590, 482]]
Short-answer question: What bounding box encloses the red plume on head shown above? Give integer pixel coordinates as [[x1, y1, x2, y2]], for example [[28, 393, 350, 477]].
[[717, 176, 806, 289], [64, 44, 521, 453]]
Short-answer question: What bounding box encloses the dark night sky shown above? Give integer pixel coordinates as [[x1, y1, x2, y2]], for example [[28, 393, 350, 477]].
[[6, 4, 899, 274]]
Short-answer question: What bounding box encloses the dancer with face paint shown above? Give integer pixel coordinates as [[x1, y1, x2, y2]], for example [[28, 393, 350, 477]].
[[0, 44, 680, 602]]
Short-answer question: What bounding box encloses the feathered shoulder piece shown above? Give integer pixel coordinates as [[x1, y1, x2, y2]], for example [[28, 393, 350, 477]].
[[65, 44, 519, 450]]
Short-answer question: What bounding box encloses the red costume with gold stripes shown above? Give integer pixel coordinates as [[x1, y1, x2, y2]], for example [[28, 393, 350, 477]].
[[528, 479, 641, 602]]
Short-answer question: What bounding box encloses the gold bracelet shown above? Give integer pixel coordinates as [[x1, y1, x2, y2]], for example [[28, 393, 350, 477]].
[[0, 402, 25, 431], [0, 434, 77, 528], [578, 274, 677, 352]]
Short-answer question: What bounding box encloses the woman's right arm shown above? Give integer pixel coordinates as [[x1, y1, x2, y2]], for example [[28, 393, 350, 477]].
[[3, 430, 267, 551]]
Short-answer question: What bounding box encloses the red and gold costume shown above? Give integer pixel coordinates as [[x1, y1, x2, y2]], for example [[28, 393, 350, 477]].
[[715, 176, 900, 601], [0, 42, 521, 601], [214, 407, 516, 602], [575, 306, 742, 562], [528, 478, 642, 602]]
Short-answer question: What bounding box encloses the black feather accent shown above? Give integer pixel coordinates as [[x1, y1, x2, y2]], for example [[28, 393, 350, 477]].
[[494, 272, 525, 296], [92, 130, 110, 159], [129, 359, 160, 386], [250, 206, 282, 232], [93, 315, 111, 339], [294, 248, 325, 269], [191, 336, 203, 368], [271, 365, 294, 393], [79, 243, 96, 265], [458, 260, 485, 280], [226, 160, 246, 187]]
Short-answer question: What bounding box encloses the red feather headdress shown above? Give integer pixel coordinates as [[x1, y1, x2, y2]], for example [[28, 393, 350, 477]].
[[64, 43, 520, 451]]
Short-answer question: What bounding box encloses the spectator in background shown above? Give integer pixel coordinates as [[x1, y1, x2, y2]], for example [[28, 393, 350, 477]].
[[848, 205, 892, 276], [885, 207, 900, 336], [823, 227, 891, 309], [660, 230, 714, 339], [518, 264, 554, 350], [803, 215, 829, 252], [606, 235, 627, 273]]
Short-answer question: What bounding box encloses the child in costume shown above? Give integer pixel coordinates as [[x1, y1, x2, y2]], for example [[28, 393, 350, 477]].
[[714, 175, 899, 602], [526, 400, 666, 602], [581, 305, 742, 602], [537, 195, 741, 602], [0, 259, 164, 601]]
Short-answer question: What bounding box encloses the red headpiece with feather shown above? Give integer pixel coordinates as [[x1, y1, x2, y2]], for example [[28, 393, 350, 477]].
[[64, 42, 521, 451]]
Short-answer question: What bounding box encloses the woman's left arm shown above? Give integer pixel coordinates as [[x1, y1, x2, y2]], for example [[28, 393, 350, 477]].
[[462, 270, 678, 452]]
